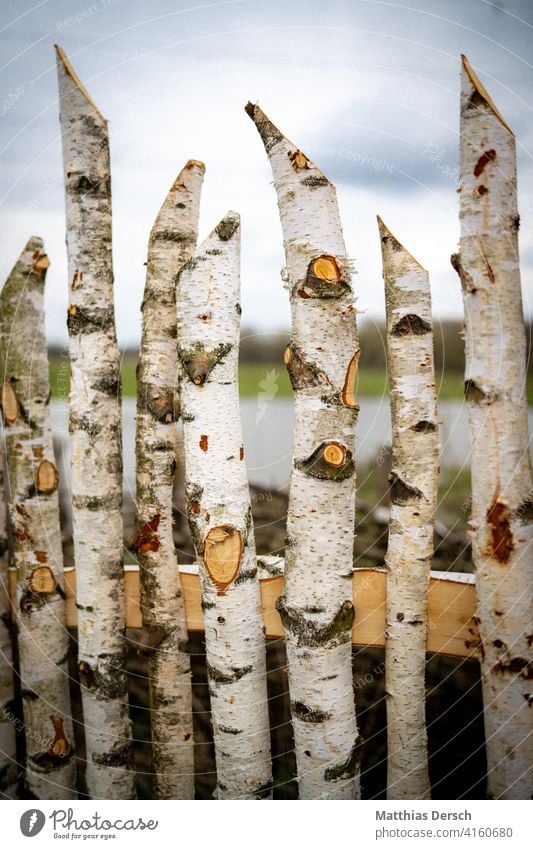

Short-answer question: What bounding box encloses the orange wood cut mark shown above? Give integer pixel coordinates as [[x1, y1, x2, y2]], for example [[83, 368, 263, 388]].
[[240, 445, 244, 461], [298, 255, 350, 300], [340, 349, 361, 408], [200, 434, 208, 452], [36, 460, 59, 494], [288, 149, 310, 170], [486, 499, 514, 563], [32, 446, 44, 459], [0, 380, 20, 425], [32, 250, 50, 275], [190, 500, 201, 515], [323, 442, 347, 468], [136, 514, 161, 553], [203, 526, 243, 595], [28, 566, 57, 594], [48, 714, 71, 758], [473, 149, 496, 177], [312, 255, 341, 282]]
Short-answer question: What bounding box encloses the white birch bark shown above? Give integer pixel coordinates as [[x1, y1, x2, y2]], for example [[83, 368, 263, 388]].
[[452, 55, 533, 799], [56, 45, 134, 800], [136, 160, 204, 799], [0, 425, 18, 798], [378, 218, 439, 800], [177, 213, 272, 799], [0, 238, 76, 799], [246, 104, 360, 800]]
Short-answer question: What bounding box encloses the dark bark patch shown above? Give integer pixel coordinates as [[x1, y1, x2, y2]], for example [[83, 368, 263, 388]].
[[136, 514, 161, 554], [296, 440, 355, 481], [178, 342, 232, 386], [78, 654, 128, 701], [152, 229, 193, 244], [477, 184, 489, 196], [464, 379, 497, 404], [291, 701, 332, 723], [92, 742, 134, 769], [515, 500, 533, 524], [284, 343, 332, 391], [411, 420, 437, 433], [276, 597, 355, 648], [380, 231, 402, 252], [301, 175, 329, 188], [206, 663, 253, 684], [324, 739, 362, 782], [473, 149, 496, 177], [450, 252, 477, 294], [485, 499, 513, 564], [69, 174, 110, 197], [215, 216, 239, 242], [67, 305, 114, 336], [391, 314, 431, 336], [234, 566, 258, 586], [141, 385, 180, 423], [492, 656, 532, 679], [218, 725, 243, 735], [389, 472, 423, 505], [91, 376, 120, 397]]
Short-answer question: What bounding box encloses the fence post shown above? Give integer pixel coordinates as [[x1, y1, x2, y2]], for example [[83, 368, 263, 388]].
[[136, 161, 205, 799], [452, 55, 533, 799], [246, 104, 361, 800], [378, 218, 439, 800], [56, 46, 135, 799], [177, 212, 273, 799], [0, 238, 76, 799]]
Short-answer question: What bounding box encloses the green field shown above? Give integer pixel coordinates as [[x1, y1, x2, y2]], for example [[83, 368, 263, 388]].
[[49, 356, 533, 403]]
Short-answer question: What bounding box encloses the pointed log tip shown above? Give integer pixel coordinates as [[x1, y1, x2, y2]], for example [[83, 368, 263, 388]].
[[54, 43, 106, 122], [377, 218, 425, 270], [244, 101, 257, 120], [461, 54, 513, 136], [185, 159, 205, 172]]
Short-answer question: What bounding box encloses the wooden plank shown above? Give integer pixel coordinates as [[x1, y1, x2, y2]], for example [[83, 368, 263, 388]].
[[9, 563, 479, 659]]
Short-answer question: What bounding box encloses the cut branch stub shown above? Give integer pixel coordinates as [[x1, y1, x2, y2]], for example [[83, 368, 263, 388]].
[[296, 441, 355, 481], [391, 314, 431, 337], [35, 460, 59, 494], [203, 526, 243, 595], [288, 149, 310, 170], [32, 250, 50, 275], [340, 350, 361, 408], [0, 380, 20, 425], [298, 255, 350, 299], [284, 343, 332, 391], [178, 343, 231, 386], [28, 566, 57, 594]]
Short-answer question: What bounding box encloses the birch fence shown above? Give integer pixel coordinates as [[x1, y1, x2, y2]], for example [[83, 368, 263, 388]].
[[0, 49, 531, 801]]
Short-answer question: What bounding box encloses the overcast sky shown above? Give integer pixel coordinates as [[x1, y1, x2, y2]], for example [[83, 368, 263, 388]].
[[1, 0, 532, 347]]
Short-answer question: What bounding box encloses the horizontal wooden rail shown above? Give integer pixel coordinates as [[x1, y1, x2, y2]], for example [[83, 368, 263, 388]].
[[8, 559, 479, 659]]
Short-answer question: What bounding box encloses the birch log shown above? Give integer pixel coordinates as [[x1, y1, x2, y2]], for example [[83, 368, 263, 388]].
[[246, 104, 360, 800], [452, 55, 533, 799], [177, 212, 272, 799], [0, 428, 18, 798], [0, 238, 76, 799], [378, 219, 439, 800], [136, 160, 204, 799], [56, 46, 134, 799]]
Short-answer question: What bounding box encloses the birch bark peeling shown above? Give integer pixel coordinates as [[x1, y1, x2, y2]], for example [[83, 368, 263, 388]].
[[56, 46, 134, 800], [378, 218, 439, 801], [246, 103, 360, 800], [177, 213, 272, 800], [136, 160, 204, 799], [0, 238, 75, 799], [453, 55, 533, 800], [0, 431, 18, 798]]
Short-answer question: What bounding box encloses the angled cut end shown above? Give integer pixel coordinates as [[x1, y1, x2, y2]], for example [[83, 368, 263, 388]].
[[245, 101, 285, 153], [461, 54, 513, 135], [377, 216, 425, 270], [55, 44, 106, 121]]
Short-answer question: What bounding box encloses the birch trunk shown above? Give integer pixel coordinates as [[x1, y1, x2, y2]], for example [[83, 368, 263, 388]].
[[378, 219, 439, 800], [136, 160, 204, 799], [452, 55, 533, 800], [177, 213, 272, 799], [246, 104, 360, 800], [0, 428, 18, 798], [0, 238, 76, 799], [56, 46, 134, 800]]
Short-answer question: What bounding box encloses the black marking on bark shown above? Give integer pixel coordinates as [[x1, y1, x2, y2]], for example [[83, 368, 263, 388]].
[[324, 739, 362, 782], [396, 612, 404, 621], [178, 343, 232, 386], [139, 383, 180, 423], [201, 599, 216, 611], [67, 306, 114, 336], [380, 231, 402, 252], [492, 656, 532, 679], [253, 782, 272, 800], [78, 653, 128, 701], [477, 184, 488, 196], [391, 314, 431, 336], [234, 566, 258, 586], [91, 376, 120, 396], [515, 500, 533, 523], [216, 217, 239, 242], [464, 379, 495, 404], [301, 175, 329, 188], [68, 173, 110, 197], [411, 420, 437, 433], [389, 472, 423, 505], [152, 229, 194, 244], [245, 102, 283, 152], [218, 725, 243, 735], [284, 343, 332, 391], [207, 663, 253, 684], [205, 248, 222, 256], [30, 747, 74, 771], [295, 441, 355, 481], [291, 701, 332, 723], [92, 742, 134, 769], [68, 414, 102, 439], [276, 597, 355, 647]]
